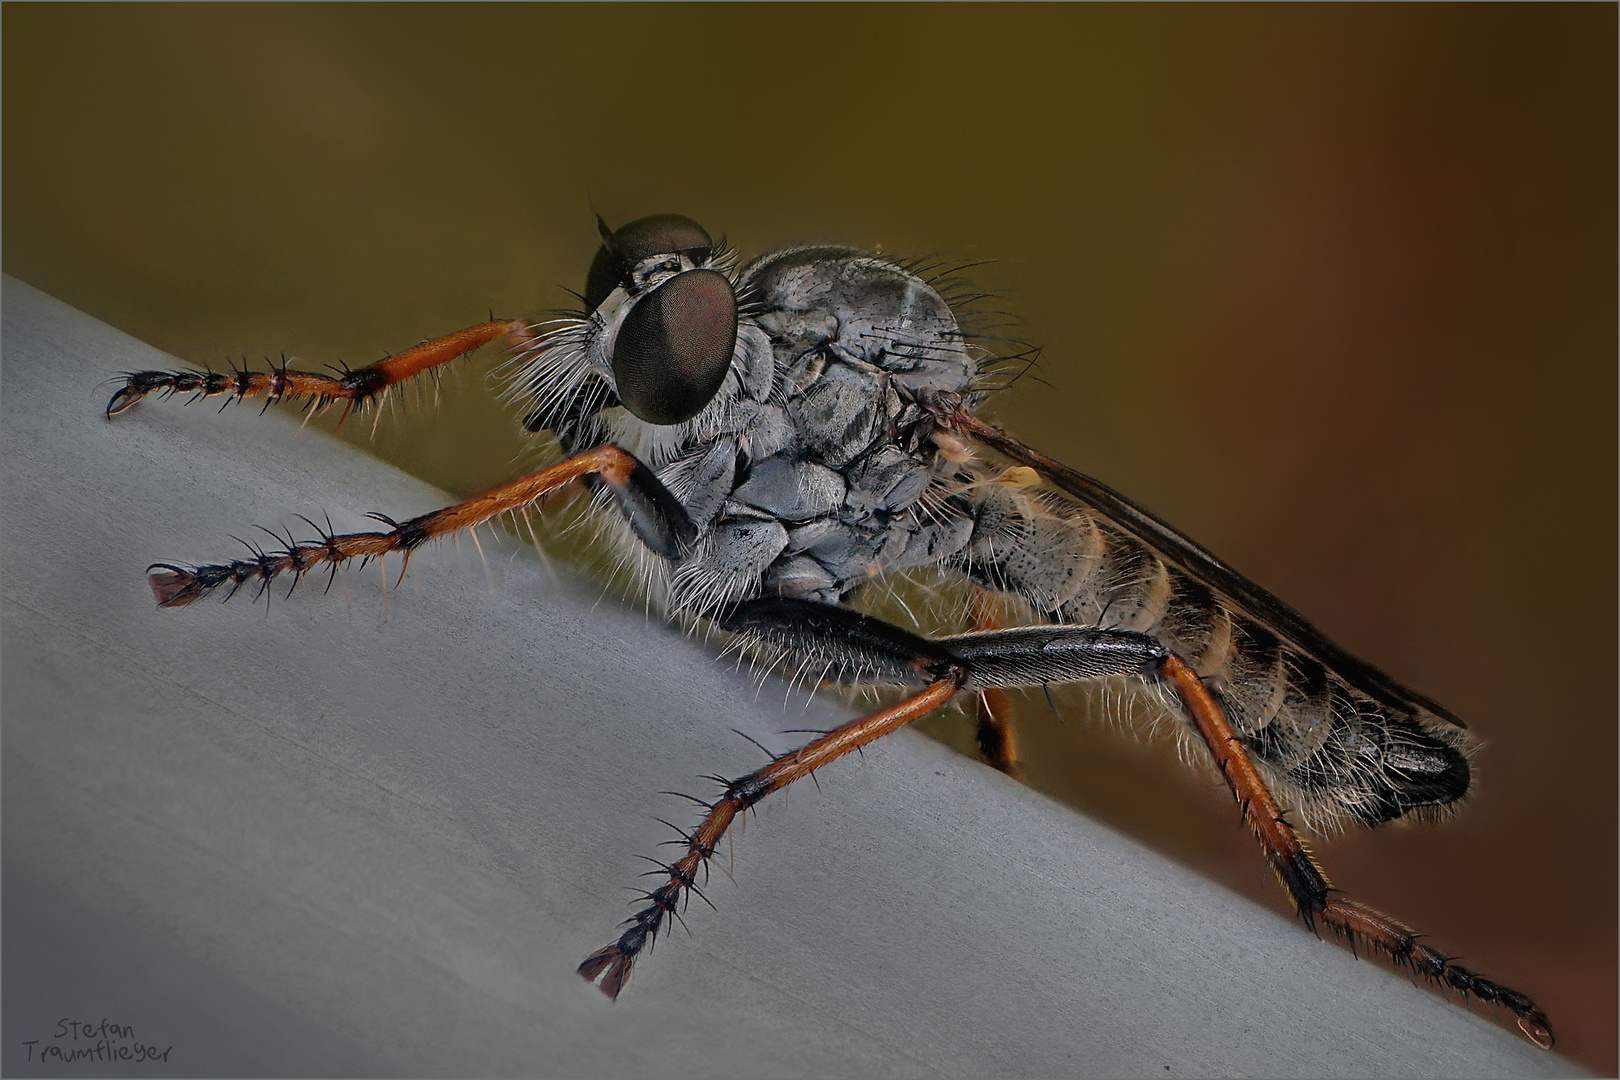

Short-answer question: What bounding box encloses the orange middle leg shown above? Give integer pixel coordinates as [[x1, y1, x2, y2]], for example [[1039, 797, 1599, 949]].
[[968, 588, 1022, 778], [578, 676, 964, 999]]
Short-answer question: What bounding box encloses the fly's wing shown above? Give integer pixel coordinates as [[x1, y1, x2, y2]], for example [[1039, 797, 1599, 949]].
[[948, 410, 1465, 730]]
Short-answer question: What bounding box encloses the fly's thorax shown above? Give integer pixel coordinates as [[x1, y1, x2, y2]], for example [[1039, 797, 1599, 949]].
[[741, 246, 978, 399], [515, 240, 994, 616], [657, 396, 969, 612], [643, 247, 990, 614]]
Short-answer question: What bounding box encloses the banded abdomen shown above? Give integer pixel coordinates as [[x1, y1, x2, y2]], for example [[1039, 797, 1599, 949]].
[[949, 474, 1473, 830]]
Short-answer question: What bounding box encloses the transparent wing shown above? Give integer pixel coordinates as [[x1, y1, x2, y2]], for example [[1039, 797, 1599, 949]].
[[947, 410, 1465, 729]]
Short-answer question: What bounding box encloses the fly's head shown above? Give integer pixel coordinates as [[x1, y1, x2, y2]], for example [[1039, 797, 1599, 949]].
[[586, 214, 739, 427], [510, 214, 749, 454]]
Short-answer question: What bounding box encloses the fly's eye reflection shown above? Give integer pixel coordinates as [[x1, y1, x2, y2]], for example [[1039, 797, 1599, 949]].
[[103, 213, 1555, 1052]]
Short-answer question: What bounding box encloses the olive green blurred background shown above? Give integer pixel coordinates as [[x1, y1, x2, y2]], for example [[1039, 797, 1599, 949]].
[[5, 4, 1613, 1070]]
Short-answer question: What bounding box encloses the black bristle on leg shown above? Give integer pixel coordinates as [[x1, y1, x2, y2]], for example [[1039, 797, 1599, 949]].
[[1298, 887, 1556, 1047], [577, 877, 688, 1000], [141, 512, 425, 608], [579, 786, 750, 1000], [579, 675, 963, 1002]]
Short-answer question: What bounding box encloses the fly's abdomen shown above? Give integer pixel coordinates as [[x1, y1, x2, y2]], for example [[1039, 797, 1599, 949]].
[[954, 479, 1473, 830]]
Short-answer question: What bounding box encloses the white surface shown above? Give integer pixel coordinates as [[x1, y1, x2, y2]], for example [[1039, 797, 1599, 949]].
[[0, 278, 1577, 1077]]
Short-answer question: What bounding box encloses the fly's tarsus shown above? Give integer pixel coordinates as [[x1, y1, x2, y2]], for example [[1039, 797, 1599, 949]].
[[104, 318, 527, 423], [144, 522, 393, 608], [579, 798, 732, 1000], [580, 676, 964, 999], [1315, 896, 1554, 1049], [147, 563, 225, 608], [106, 365, 355, 419]]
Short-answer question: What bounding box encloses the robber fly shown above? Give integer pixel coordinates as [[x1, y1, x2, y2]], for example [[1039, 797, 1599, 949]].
[[105, 213, 1552, 1048]]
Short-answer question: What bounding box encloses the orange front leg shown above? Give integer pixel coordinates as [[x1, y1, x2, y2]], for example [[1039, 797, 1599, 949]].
[[145, 443, 653, 608], [105, 318, 529, 424]]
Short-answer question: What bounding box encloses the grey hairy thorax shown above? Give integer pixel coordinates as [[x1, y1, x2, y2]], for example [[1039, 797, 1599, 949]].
[[513, 245, 983, 615]]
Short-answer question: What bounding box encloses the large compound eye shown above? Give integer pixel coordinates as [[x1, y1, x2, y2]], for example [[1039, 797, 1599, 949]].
[[584, 214, 714, 310], [612, 269, 737, 426]]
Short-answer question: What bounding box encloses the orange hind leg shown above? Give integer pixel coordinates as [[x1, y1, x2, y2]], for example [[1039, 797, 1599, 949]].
[[1158, 652, 1553, 1048]]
